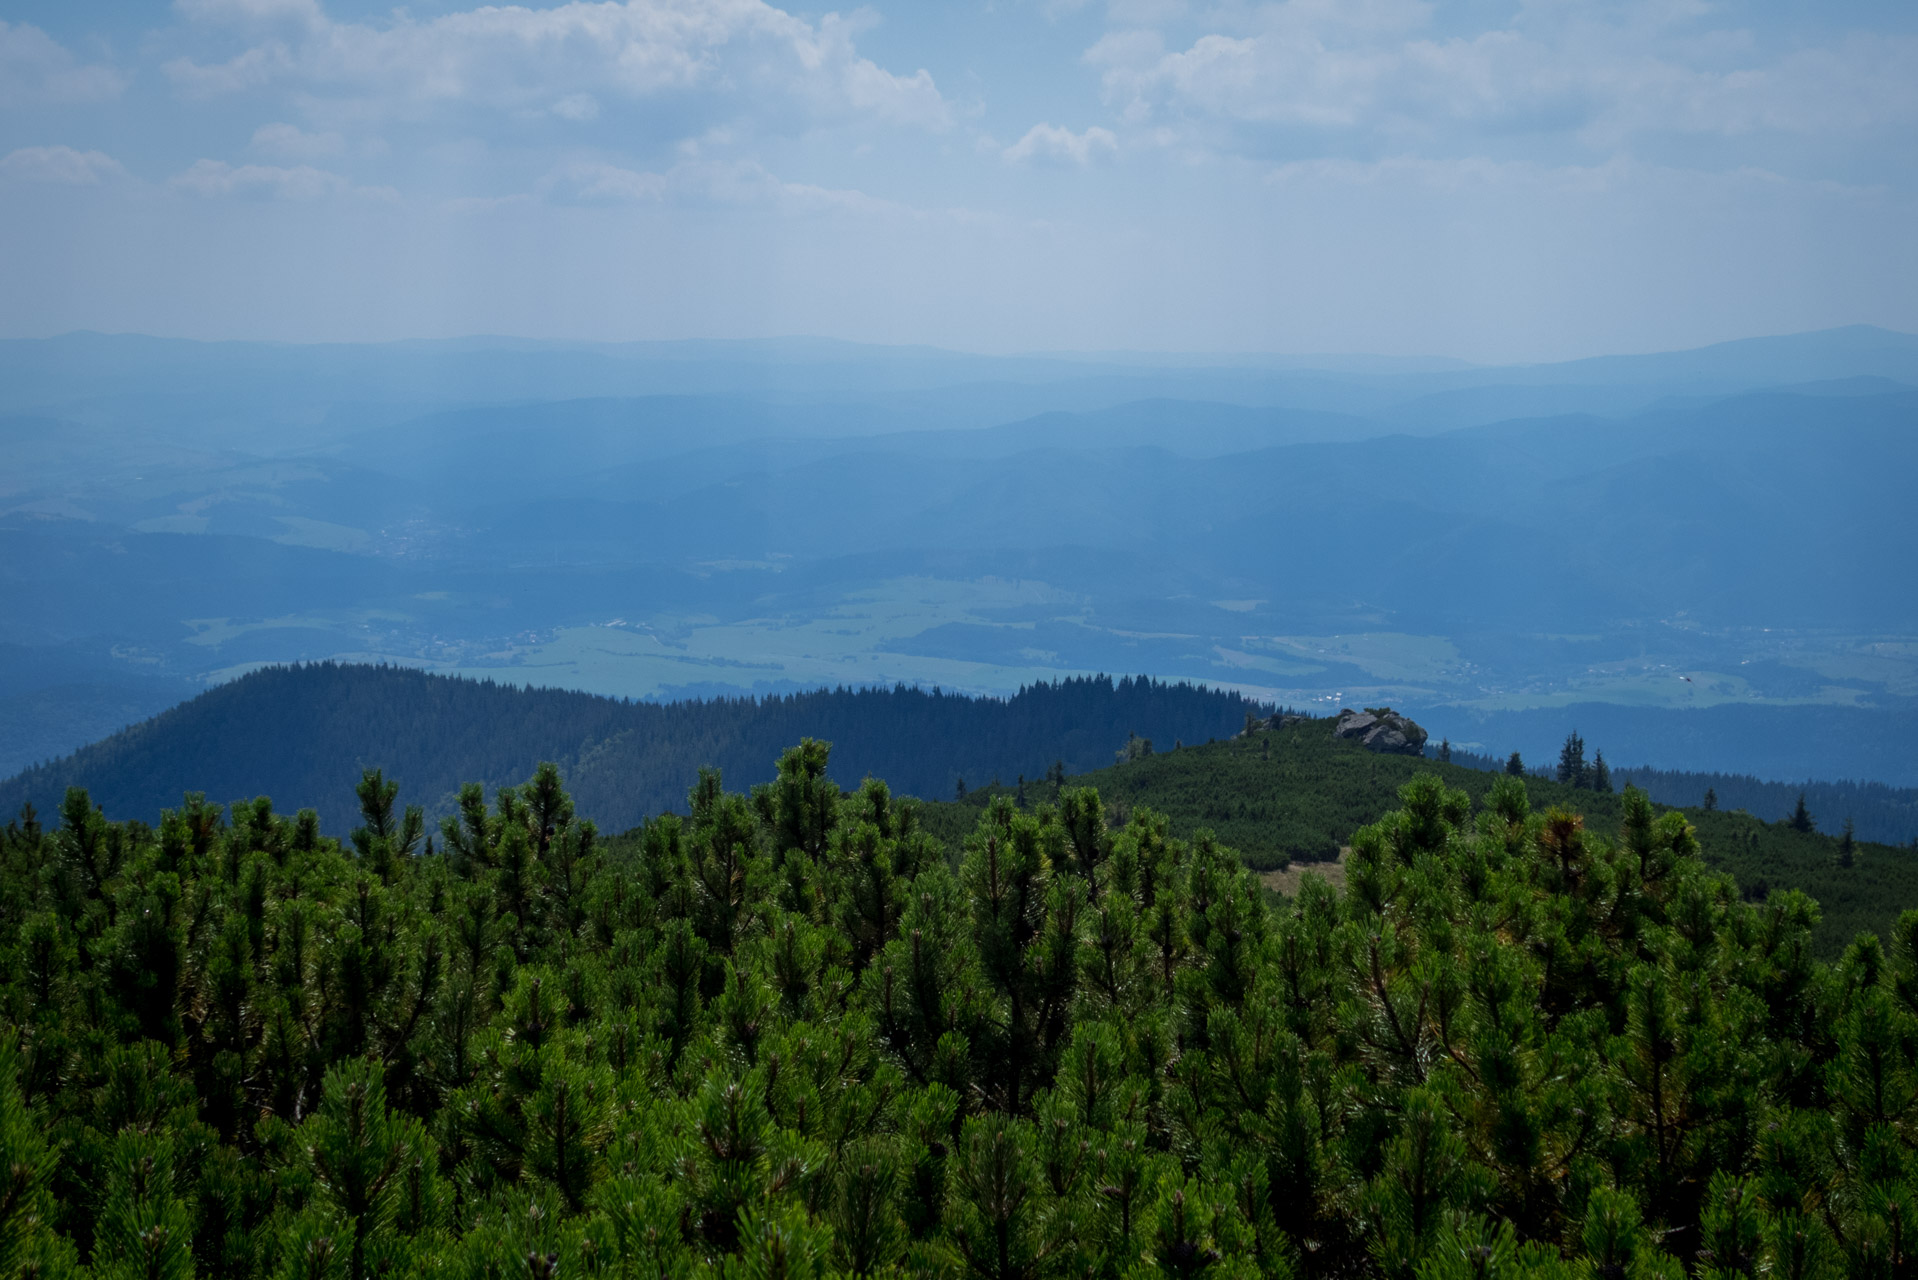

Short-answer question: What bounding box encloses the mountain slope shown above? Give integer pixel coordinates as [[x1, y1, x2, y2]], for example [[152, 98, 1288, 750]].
[[0, 663, 1268, 834], [922, 719, 1915, 955]]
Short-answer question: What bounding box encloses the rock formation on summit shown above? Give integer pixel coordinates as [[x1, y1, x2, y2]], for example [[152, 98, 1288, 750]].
[[1332, 707, 1428, 756]]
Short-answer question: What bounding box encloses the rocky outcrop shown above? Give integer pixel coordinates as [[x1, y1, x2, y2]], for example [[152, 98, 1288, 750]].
[[1332, 707, 1428, 756], [1240, 711, 1312, 737]]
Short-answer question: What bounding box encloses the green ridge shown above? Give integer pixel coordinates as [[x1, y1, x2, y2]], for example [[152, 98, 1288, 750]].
[[920, 717, 1918, 956]]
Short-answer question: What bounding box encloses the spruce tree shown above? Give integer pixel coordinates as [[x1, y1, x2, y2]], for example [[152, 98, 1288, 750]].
[[1704, 787, 1718, 812], [1791, 791, 1816, 832], [1505, 750, 1525, 776], [1556, 730, 1587, 787], [1591, 749, 1612, 793]]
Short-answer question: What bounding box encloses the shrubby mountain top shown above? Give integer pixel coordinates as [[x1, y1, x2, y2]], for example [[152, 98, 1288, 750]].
[[3, 735, 1916, 1277]]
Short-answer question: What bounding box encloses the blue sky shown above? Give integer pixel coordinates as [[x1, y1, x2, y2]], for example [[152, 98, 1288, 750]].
[[2, 0, 1914, 360]]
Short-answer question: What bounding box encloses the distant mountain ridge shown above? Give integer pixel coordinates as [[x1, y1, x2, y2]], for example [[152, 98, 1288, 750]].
[[0, 664, 1269, 834], [8, 324, 1914, 443], [9, 661, 1917, 858]]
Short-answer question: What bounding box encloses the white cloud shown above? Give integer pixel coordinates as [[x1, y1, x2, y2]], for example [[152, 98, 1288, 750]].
[[1003, 122, 1119, 167], [250, 121, 346, 158], [1086, 1, 1918, 151], [164, 0, 950, 132], [0, 146, 127, 185], [170, 158, 366, 200], [550, 93, 600, 122], [1589, 37, 1918, 142], [0, 21, 126, 105], [166, 42, 296, 95], [544, 160, 668, 203], [540, 156, 900, 215]]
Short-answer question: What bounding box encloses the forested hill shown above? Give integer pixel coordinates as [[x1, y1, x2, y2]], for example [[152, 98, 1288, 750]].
[[0, 663, 1268, 833]]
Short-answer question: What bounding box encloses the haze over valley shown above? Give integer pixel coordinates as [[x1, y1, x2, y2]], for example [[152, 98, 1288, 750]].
[[5, 326, 1917, 785]]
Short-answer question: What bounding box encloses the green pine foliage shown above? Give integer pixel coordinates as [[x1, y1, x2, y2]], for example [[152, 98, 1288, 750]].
[[923, 719, 1918, 957], [7, 741, 1918, 1276]]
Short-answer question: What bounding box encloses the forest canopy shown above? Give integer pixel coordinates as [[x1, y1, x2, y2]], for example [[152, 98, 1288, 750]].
[[0, 743, 1907, 1279]]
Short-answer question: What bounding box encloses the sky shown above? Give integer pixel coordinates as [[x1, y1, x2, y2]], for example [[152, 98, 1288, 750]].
[[2, 0, 1915, 362]]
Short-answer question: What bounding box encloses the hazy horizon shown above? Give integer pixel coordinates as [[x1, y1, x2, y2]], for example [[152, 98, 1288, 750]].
[[7, 321, 1917, 369]]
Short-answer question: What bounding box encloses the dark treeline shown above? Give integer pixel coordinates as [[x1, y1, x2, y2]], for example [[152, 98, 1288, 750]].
[[1612, 765, 1918, 847], [1440, 744, 1607, 788], [5, 745, 1916, 1277], [1432, 742, 1918, 847], [0, 663, 1270, 834], [1439, 745, 1508, 774]]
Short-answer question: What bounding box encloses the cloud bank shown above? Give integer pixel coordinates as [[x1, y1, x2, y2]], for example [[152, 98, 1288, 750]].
[[1004, 123, 1119, 167], [0, 21, 125, 105], [0, 0, 1912, 359], [163, 0, 950, 131]]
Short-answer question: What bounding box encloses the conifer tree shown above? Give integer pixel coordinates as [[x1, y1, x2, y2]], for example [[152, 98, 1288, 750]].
[[1791, 791, 1816, 832], [1556, 730, 1587, 787], [351, 767, 422, 884], [94, 1130, 194, 1280], [0, 1036, 67, 1279], [299, 1057, 439, 1280]]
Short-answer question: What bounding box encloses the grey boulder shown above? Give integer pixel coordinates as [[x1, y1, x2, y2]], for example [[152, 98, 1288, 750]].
[[1332, 707, 1428, 756]]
